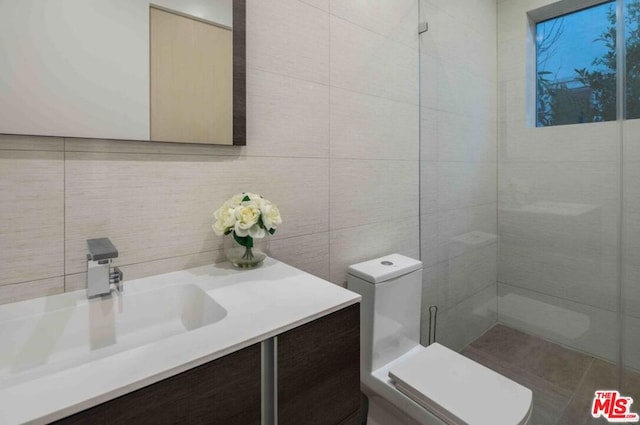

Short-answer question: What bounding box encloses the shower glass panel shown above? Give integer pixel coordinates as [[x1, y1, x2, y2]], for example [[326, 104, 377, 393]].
[[417, 0, 640, 421], [623, 0, 640, 399], [418, 0, 500, 351]]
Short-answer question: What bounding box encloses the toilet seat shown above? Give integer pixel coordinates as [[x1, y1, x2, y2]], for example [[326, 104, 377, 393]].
[[388, 343, 532, 425]]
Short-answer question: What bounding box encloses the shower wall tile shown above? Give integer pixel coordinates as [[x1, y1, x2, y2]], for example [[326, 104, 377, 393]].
[[624, 161, 640, 213], [420, 55, 439, 111], [425, 284, 497, 352], [298, 0, 328, 11], [330, 15, 419, 105], [432, 0, 497, 40], [625, 316, 640, 371], [330, 87, 419, 160], [0, 277, 64, 305], [624, 212, 640, 318], [500, 120, 619, 163], [498, 247, 618, 312], [420, 163, 438, 215], [419, 2, 496, 82], [438, 162, 497, 211], [437, 203, 497, 263], [437, 112, 497, 163], [624, 120, 640, 162], [329, 0, 419, 49], [420, 107, 438, 162], [497, 0, 532, 43], [329, 216, 420, 285], [65, 153, 329, 275], [0, 150, 64, 287], [498, 78, 526, 124], [246, 68, 329, 158], [420, 213, 438, 268], [246, 0, 329, 84], [422, 243, 497, 311], [498, 283, 618, 364], [437, 65, 497, 122], [499, 162, 619, 205], [498, 36, 526, 83], [329, 159, 418, 230]]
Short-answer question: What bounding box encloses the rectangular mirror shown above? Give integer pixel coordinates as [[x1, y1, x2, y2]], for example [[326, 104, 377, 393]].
[[0, 0, 245, 146]]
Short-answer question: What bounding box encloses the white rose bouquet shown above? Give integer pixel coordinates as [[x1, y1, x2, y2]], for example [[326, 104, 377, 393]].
[[212, 192, 282, 262]]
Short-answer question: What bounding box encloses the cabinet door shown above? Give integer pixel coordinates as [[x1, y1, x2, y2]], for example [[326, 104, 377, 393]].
[[277, 304, 361, 425], [54, 343, 261, 425]]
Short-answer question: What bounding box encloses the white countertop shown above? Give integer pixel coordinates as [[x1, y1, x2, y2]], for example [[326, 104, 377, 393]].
[[0, 258, 360, 425]]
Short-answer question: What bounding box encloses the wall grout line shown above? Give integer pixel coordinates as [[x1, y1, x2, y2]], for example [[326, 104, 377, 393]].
[[63, 137, 67, 292]]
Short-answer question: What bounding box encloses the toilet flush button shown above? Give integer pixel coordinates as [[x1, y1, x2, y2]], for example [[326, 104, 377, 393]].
[[381, 261, 394, 266]]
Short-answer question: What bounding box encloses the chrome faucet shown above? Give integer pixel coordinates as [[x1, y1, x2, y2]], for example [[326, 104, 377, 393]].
[[86, 238, 123, 298]]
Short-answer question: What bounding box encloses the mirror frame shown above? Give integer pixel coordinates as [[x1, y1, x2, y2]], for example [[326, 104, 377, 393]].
[[232, 0, 246, 146]]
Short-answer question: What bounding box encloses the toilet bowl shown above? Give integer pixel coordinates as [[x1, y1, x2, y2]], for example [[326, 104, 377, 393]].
[[347, 254, 533, 425]]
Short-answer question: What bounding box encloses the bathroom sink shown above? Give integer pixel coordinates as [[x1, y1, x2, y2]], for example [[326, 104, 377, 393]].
[[0, 284, 226, 388]]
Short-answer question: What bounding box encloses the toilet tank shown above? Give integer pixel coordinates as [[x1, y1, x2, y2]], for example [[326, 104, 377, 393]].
[[347, 254, 423, 373]]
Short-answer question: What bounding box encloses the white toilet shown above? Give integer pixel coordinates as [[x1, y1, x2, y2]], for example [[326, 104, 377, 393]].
[[347, 254, 533, 425]]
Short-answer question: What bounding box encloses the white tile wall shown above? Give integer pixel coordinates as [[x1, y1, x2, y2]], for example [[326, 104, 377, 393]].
[[330, 0, 419, 49], [437, 162, 497, 211], [246, 0, 329, 84], [0, 149, 64, 286], [330, 87, 418, 160], [246, 69, 330, 158], [330, 15, 419, 105], [329, 159, 418, 230]]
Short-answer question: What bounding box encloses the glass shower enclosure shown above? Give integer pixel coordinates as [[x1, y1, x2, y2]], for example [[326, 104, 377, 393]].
[[419, 0, 640, 422]]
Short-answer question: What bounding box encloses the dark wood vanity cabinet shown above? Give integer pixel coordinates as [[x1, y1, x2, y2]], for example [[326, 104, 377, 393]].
[[54, 343, 262, 425], [53, 303, 360, 425], [278, 304, 361, 425]]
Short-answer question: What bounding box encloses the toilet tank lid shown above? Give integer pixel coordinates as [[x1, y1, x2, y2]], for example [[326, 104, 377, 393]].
[[347, 254, 422, 284]]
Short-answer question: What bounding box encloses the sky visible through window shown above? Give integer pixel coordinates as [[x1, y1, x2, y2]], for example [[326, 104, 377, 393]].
[[536, 1, 616, 126], [536, 0, 640, 126], [537, 3, 613, 83]]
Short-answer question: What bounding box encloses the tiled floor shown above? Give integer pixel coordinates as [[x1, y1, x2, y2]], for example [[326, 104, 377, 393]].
[[462, 324, 640, 425]]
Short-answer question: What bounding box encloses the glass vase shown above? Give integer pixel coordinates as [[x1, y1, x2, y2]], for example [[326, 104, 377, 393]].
[[223, 234, 268, 268]]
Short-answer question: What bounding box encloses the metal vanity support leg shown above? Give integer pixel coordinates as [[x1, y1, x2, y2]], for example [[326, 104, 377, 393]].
[[261, 337, 277, 425]]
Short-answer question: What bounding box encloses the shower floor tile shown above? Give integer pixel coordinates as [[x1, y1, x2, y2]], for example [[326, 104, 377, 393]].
[[462, 324, 640, 425]]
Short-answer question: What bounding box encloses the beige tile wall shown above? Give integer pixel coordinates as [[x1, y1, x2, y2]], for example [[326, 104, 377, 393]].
[[0, 0, 420, 304]]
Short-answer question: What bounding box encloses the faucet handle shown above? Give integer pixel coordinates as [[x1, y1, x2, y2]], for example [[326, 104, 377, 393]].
[[87, 238, 119, 261], [110, 267, 124, 292]]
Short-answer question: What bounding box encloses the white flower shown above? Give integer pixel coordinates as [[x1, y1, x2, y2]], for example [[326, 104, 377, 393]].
[[261, 201, 282, 231], [213, 192, 282, 239], [234, 202, 261, 237], [212, 201, 237, 235]]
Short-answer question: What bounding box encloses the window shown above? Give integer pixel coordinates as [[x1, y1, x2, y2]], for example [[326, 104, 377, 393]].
[[535, 0, 640, 127]]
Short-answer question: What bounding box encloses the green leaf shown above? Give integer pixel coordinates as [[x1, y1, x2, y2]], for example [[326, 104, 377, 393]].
[[233, 232, 254, 248], [224, 228, 232, 235], [258, 216, 265, 229], [268, 228, 276, 235], [242, 195, 251, 202]]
